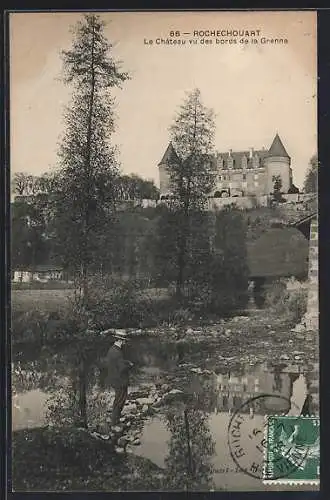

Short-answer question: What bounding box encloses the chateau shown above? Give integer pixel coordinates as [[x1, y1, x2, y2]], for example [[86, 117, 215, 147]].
[[158, 133, 297, 199]]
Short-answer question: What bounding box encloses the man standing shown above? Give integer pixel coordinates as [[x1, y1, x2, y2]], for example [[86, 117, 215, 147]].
[[105, 330, 133, 426]]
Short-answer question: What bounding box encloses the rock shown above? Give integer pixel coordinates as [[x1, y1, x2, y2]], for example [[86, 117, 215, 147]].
[[95, 432, 111, 441], [136, 397, 154, 406], [142, 404, 149, 413], [186, 328, 194, 334], [191, 367, 202, 374], [163, 389, 184, 403], [291, 323, 306, 333], [119, 417, 126, 423], [115, 447, 125, 454], [122, 403, 137, 414], [161, 384, 170, 392], [112, 425, 123, 434], [132, 438, 141, 446], [117, 436, 128, 447]]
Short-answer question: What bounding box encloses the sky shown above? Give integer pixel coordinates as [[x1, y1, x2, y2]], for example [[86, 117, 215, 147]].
[[10, 11, 317, 189]]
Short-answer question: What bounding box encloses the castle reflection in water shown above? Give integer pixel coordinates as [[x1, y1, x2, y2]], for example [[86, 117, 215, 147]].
[[188, 361, 319, 416]]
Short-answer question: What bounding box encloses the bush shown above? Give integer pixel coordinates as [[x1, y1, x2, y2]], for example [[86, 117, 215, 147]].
[[265, 279, 308, 325]]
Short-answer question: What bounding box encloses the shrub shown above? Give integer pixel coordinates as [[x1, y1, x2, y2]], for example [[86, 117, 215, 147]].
[[265, 279, 308, 325]]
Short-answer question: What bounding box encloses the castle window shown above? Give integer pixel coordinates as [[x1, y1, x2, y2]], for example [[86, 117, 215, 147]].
[[227, 157, 234, 169], [218, 175, 222, 181], [253, 154, 260, 168], [243, 173, 246, 181], [217, 157, 224, 169], [241, 156, 248, 169], [254, 173, 258, 180]]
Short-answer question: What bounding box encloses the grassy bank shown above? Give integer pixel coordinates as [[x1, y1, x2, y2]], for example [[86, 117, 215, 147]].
[[12, 426, 164, 491]]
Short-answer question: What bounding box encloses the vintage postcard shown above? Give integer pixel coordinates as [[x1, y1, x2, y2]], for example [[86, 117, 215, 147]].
[[10, 10, 318, 492]]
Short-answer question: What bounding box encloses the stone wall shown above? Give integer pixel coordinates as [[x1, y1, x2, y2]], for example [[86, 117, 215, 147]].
[[305, 217, 318, 330]]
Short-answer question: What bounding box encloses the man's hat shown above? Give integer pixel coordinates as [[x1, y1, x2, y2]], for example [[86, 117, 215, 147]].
[[114, 330, 128, 341]]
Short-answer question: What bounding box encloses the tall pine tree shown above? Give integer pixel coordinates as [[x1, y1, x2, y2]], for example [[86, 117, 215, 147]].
[[53, 14, 129, 428], [165, 89, 216, 298], [55, 14, 129, 301]]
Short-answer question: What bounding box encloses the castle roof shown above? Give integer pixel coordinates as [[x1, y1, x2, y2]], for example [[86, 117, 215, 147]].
[[216, 149, 268, 169], [267, 133, 290, 158], [158, 142, 180, 166], [158, 133, 290, 170]]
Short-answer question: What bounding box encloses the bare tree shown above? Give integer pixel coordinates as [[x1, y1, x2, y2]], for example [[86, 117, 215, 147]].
[[12, 172, 31, 196]]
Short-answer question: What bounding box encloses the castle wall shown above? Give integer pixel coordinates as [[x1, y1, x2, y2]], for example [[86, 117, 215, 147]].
[[159, 148, 292, 198], [207, 195, 269, 211], [245, 169, 268, 196]]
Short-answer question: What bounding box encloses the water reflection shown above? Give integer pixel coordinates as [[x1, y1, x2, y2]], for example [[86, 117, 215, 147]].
[[163, 404, 216, 491], [12, 337, 319, 491], [136, 361, 319, 491], [185, 361, 319, 416]]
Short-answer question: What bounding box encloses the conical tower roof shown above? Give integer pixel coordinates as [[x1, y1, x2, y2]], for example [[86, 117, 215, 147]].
[[158, 142, 180, 166], [267, 133, 290, 158]]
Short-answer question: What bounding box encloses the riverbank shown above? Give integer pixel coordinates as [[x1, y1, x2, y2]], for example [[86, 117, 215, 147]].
[[12, 426, 164, 491], [11, 308, 319, 491]]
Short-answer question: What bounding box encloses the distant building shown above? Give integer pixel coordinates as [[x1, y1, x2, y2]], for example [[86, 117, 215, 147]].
[[158, 133, 294, 198], [13, 265, 64, 283]]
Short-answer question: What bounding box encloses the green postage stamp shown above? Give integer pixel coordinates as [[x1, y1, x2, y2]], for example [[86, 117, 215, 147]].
[[263, 415, 320, 485]]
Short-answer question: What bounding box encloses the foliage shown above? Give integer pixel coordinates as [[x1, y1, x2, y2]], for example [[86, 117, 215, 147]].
[[116, 174, 159, 200], [82, 275, 153, 329], [154, 206, 213, 289], [188, 207, 249, 315], [303, 154, 318, 193], [154, 204, 249, 315], [272, 175, 286, 203], [164, 404, 215, 491], [265, 279, 308, 325], [111, 211, 157, 281], [11, 197, 51, 270]]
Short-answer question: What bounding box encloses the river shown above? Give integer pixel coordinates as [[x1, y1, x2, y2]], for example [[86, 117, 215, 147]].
[[12, 347, 318, 491]]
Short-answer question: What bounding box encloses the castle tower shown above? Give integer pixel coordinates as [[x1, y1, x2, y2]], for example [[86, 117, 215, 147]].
[[158, 142, 180, 197], [264, 133, 291, 194]]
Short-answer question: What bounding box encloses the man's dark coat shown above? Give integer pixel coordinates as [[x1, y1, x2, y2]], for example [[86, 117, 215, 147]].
[[105, 344, 131, 389]]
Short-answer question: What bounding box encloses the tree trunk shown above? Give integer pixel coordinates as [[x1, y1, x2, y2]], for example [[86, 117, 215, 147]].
[[77, 357, 88, 429], [176, 244, 185, 300], [184, 408, 194, 479], [176, 207, 189, 300]]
